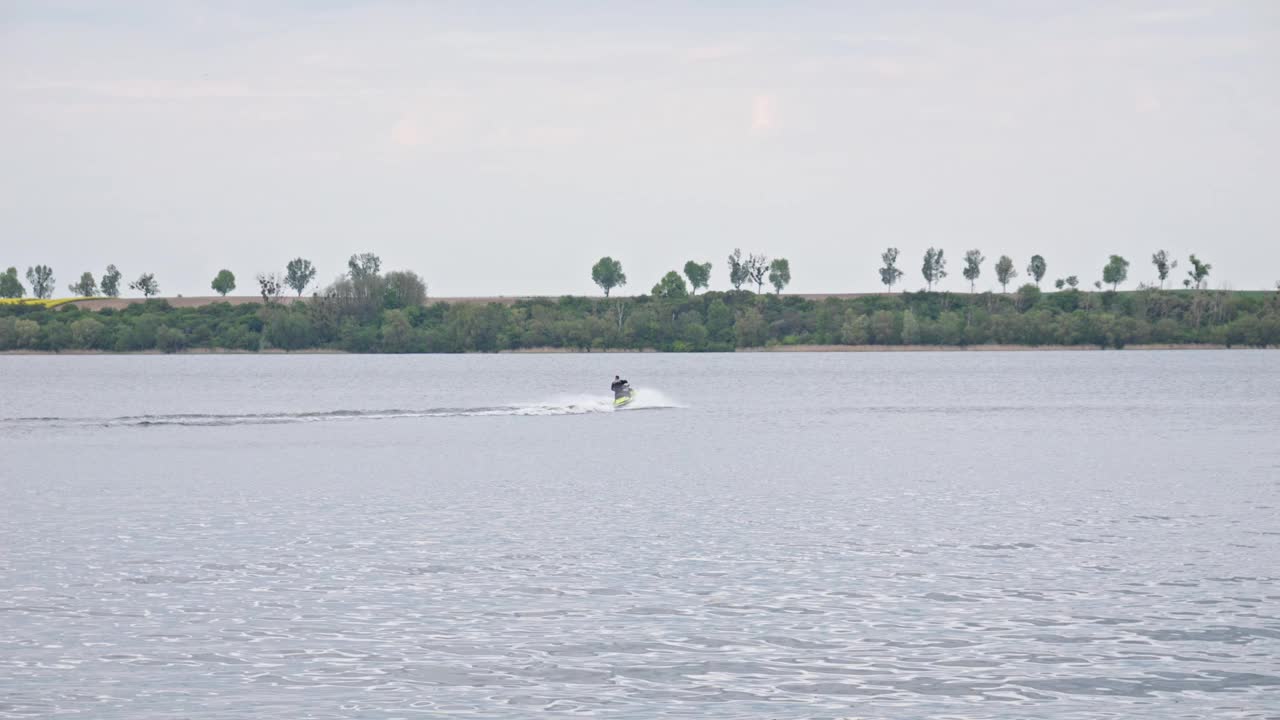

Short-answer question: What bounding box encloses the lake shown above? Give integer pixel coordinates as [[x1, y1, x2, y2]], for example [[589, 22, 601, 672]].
[[1, 351, 1278, 719]]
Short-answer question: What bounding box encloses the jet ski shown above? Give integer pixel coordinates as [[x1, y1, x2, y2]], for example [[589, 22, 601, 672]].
[[613, 383, 636, 408]]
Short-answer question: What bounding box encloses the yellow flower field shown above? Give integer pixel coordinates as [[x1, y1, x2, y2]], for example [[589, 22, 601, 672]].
[[0, 298, 88, 308]]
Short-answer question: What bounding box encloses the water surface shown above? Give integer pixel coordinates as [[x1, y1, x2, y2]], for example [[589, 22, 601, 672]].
[[2, 351, 1278, 718]]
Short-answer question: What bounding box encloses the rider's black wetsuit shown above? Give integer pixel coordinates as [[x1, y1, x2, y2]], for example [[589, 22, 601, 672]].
[[611, 379, 629, 396]]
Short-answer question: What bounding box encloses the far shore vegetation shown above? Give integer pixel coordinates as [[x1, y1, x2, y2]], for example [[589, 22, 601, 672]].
[[2, 251, 1279, 353]]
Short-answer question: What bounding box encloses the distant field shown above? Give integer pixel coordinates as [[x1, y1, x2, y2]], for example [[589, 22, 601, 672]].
[[66, 295, 537, 310], [0, 298, 86, 309], [49, 288, 967, 308], [60, 285, 1280, 308], [58, 292, 912, 310]]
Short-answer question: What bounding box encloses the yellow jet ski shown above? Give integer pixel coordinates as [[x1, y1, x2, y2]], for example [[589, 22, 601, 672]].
[[612, 381, 635, 408]]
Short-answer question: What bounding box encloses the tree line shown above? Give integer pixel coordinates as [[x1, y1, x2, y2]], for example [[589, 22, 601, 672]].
[[584, 247, 1226, 299], [0, 258, 328, 301], [3, 247, 1277, 353], [3, 280, 1278, 353], [0, 246, 1253, 302], [869, 247, 1216, 294], [591, 250, 792, 299]]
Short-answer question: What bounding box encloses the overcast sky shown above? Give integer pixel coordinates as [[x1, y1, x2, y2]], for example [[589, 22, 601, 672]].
[[2, 1, 1277, 297]]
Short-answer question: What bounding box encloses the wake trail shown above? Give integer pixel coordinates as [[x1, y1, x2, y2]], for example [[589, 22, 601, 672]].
[[3, 390, 684, 429]]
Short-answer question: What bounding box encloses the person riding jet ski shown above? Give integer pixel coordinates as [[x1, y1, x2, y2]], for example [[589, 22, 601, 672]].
[[611, 375, 635, 407]]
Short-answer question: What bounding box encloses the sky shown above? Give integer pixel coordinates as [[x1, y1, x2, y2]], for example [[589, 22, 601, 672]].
[[2, 1, 1278, 297]]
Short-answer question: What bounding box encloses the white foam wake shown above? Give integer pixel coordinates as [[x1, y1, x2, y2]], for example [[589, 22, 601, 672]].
[[2, 390, 685, 429], [618, 387, 685, 411]]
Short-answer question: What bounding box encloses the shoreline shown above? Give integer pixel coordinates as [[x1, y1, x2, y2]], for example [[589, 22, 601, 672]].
[[1, 343, 1258, 356]]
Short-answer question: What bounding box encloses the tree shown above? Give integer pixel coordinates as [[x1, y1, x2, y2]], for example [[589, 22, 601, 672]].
[[100, 265, 122, 297], [211, 269, 236, 296], [651, 271, 689, 299], [1055, 278, 1066, 290], [265, 309, 315, 350], [383, 270, 428, 308], [727, 248, 749, 290], [256, 272, 284, 304], [734, 307, 767, 347], [347, 252, 382, 281], [1102, 255, 1130, 290], [0, 267, 25, 298], [25, 265, 55, 299], [1015, 283, 1041, 312], [1186, 254, 1211, 290], [380, 309, 413, 352], [962, 250, 984, 292], [1152, 250, 1177, 289], [70, 317, 104, 349], [69, 271, 97, 297], [591, 256, 626, 297], [130, 273, 159, 297], [683, 260, 711, 294], [745, 254, 769, 293], [706, 299, 733, 342], [921, 248, 946, 291], [727, 248, 747, 289], [1027, 255, 1047, 288], [12, 319, 39, 348], [768, 258, 791, 294], [285, 257, 316, 296], [1065, 275, 1079, 289], [879, 248, 903, 292], [994, 255, 1017, 293], [611, 298, 630, 334], [155, 325, 187, 354]]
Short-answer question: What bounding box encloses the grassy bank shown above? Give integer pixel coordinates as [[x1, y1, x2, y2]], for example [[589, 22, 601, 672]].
[[1, 288, 1278, 354]]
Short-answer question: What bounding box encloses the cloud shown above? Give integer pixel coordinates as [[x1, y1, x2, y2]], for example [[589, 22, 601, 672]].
[[750, 94, 775, 134], [390, 113, 425, 147], [388, 107, 470, 149], [684, 44, 746, 63], [868, 58, 907, 79], [1134, 90, 1162, 114], [1128, 7, 1214, 25]]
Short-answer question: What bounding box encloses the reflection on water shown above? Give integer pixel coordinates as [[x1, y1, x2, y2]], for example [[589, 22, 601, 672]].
[[1, 352, 1278, 718]]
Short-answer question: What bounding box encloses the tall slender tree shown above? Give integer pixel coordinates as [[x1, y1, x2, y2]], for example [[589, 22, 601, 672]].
[[994, 255, 1017, 292], [962, 250, 984, 292], [921, 248, 946, 291], [100, 265, 122, 297], [746, 253, 769, 293], [727, 249, 749, 290], [1151, 250, 1177, 289], [25, 265, 55, 299], [1027, 255, 1047, 288], [879, 248, 903, 292], [1185, 254, 1211, 290], [768, 258, 791, 294]]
